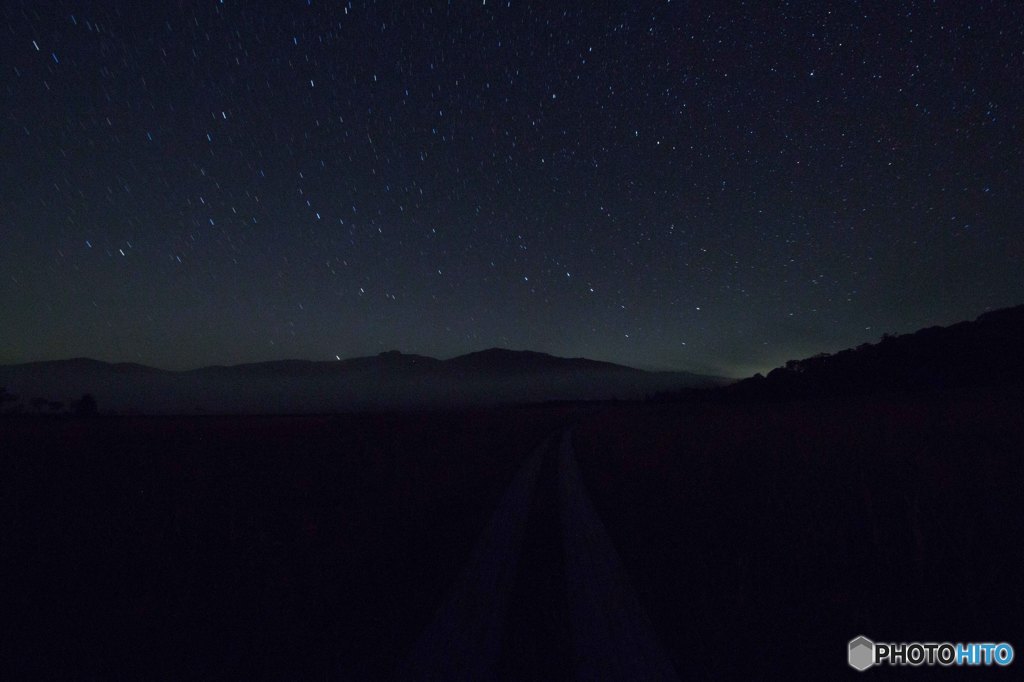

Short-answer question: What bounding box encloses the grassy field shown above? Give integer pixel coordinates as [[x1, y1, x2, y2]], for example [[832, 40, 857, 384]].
[[1, 408, 570, 678], [3, 392, 1022, 678], [572, 394, 1024, 677]]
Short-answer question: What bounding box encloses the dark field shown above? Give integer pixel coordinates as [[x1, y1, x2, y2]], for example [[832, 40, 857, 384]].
[[3, 394, 1023, 678], [573, 395, 1024, 678], [2, 408, 568, 679]]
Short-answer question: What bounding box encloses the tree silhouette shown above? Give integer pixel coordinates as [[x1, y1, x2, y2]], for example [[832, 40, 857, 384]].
[[75, 393, 98, 417], [0, 386, 17, 413]]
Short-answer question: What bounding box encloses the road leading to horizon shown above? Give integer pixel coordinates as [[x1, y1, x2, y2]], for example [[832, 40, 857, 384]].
[[399, 429, 679, 680]]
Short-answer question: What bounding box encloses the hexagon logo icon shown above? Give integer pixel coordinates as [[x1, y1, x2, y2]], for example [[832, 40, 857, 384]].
[[849, 636, 875, 671]]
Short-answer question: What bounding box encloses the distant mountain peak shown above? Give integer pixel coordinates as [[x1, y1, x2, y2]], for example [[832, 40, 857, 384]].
[[455, 347, 556, 360], [0, 347, 724, 413], [444, 347, 632, 372]]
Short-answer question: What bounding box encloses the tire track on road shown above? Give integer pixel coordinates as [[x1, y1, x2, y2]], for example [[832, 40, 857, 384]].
[[397, 436, 549, 680], [559, 429, 680, 681]]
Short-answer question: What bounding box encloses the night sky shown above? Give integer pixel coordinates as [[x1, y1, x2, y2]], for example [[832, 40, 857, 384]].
[[3, 1, 1022, 376]]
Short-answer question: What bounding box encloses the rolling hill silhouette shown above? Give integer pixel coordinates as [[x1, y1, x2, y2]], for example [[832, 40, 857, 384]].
[[0, 349, 724, 414], [444, 348, 639, 374], [726, 304, 1024, 400]]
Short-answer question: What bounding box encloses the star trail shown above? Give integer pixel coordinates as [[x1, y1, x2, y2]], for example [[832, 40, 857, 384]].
[[3, 1, 1022, 375]]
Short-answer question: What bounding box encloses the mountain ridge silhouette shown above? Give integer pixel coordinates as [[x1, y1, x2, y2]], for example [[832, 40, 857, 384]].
[[0, 348, 724, 413]]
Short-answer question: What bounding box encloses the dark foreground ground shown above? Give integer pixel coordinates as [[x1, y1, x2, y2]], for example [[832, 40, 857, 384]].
[[572, 393, 1024, 679], [2, 392, 1022, 678]]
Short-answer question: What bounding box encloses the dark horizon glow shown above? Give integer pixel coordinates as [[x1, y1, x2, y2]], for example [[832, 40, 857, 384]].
[[3, 1, 1022, 377]]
